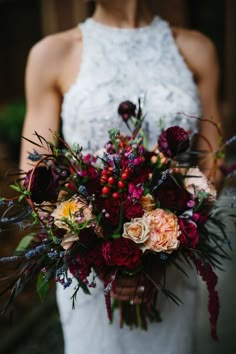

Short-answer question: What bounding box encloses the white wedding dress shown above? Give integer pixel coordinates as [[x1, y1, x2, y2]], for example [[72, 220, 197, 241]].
[[58, 16, 202, 354]]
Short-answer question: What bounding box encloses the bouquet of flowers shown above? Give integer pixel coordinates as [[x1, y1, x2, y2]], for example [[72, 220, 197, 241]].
[[0, 100, 233, 339]]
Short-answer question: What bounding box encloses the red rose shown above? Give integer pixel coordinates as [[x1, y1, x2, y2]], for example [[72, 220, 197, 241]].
[[155, 176, 191, 212], [102, 238, 141, 269], [178, 218, 199, 248]]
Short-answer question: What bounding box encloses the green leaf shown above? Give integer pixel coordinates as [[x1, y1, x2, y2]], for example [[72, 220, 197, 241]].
[[112, 233, 121, 239], [36, 271, 49, 302], [9, 184, 22, 193], [15, 233, 36, 252]]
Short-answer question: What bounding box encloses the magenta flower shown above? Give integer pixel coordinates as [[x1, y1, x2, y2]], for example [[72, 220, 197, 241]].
[[128, 183, 144, 200]]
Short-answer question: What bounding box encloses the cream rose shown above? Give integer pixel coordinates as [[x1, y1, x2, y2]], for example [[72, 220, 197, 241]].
[[184, 167, 217, 200], [122, 218, 150, 244], [142, 209, 181, 253]]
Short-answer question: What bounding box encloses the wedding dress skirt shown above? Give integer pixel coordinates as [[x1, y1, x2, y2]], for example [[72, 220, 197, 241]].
[[58, 15, 202, 354], [57, 267, 197, 354]]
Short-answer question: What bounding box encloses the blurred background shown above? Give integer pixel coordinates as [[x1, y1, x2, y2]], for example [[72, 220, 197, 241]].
[[0, 0, 235, 353]]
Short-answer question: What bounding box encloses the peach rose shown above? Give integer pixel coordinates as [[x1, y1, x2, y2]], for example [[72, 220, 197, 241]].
[[122, 218, 150, 244], [142, 209, 181, 253], [184, 167, 217, 200], [52, 196, 94, 231], [140, 194, 155, 212]]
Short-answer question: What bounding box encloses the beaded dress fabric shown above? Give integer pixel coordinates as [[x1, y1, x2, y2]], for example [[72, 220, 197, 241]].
[[58, 16, 202, 354]]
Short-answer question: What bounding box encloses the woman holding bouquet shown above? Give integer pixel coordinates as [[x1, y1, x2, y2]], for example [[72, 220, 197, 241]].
[[20, 0, 223, 353]]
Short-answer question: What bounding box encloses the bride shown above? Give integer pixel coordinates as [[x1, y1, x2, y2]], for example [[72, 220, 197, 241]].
[[20, 1, 223, 353]]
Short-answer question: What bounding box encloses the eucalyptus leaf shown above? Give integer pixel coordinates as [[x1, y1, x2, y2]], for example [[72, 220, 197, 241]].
[[15, 233, 36, 252]]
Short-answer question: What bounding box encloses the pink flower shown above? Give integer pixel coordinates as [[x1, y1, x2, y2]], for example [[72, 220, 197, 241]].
[[128, 183, 144, 200], [142, 209, 181, 253]]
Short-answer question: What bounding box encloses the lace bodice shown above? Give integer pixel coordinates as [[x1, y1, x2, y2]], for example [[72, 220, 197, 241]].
[[61, 16, 201, 152]]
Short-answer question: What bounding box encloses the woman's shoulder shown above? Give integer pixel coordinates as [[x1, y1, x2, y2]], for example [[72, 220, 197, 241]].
[[28, 27, 82, 68], [25, 27, 83, 93], [171, 26, 219, 79]]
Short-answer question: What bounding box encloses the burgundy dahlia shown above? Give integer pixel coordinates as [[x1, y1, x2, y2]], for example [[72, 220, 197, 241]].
[[158, 126, 190, 157], [118, 101, 136, 122]]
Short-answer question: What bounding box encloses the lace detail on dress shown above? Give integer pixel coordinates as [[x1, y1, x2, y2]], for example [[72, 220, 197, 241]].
[[61, 16, 201, 154]]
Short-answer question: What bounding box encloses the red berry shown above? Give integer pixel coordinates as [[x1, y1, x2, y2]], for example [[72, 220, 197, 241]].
[[102, 186, 110, 195], [100, 175, 107, 183], [118, 180, 125, 189], [121, 172, 128, 180], [112, 192, 120, 199], [108, 176, 115, 185]]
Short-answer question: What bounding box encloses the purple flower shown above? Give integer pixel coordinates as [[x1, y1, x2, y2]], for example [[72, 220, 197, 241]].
[[158, 126, 190, 157], [118, 101, 136, 122]]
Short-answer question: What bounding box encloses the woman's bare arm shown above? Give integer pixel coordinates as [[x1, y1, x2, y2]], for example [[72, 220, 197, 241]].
[[175, 29, 224, 188], [19, 37, 63, 172], [19, 26, 83, 172]]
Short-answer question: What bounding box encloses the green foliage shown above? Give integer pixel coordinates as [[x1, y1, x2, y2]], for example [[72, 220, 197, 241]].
[[15, 233, 36, 253], [0, 101, 25, 142], [0, 101, 25, 160]]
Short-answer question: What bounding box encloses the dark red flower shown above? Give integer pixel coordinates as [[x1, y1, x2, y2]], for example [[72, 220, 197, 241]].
[[102, 238, 141, 269], [155, 176, 191, 212], [69, 254, 92, 283], [192, 212, 208, 225], [118, 101, 136, 122], [101, 198, 121, 226], [178, 218, 199, 248], [158, 126, 190, 157], [124, 199, 144, 219], [24, 165, 60, 203]]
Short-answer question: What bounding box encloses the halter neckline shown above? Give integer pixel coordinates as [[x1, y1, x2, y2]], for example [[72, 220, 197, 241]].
[[84, 16, 159, 36]]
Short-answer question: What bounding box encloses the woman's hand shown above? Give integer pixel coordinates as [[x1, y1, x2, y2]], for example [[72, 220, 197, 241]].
[[111, 274, 145, 304]]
